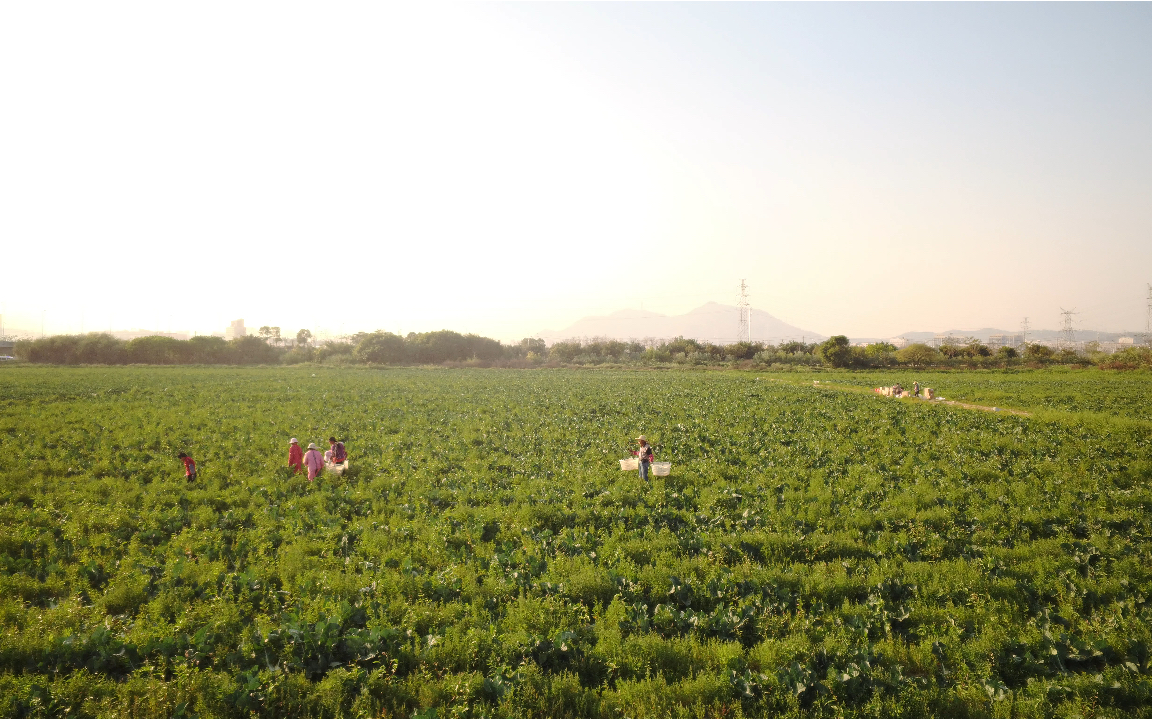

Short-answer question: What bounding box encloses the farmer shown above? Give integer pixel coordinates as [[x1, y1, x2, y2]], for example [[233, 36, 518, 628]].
[[303, 442, 324, 481], [326, 436, 347, 466], [913, 381, 921, 396], [631, 435, 655, 482], [288, 437, 303, 474], [178, 452, 197, 481]]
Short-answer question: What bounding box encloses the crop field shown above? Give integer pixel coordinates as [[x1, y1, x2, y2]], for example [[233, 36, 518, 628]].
[[823, 369, 1152, 424], [1, 366, 1150, 717]]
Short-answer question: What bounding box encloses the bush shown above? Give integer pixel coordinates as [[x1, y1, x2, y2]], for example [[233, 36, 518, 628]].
[[125, 336, 186, 364], [406, 330, 503, 364], [515, 338, 547, 358], [23, 334, 126, 364], [316, 342, 354, 363], [777, 340, 816, 355], [231, 336, 280, 364], [354, 332, 406, 364], [1023, 344, 1054, 362], [549, 342, 584, 363], [725, 341, 765, 361], [896, 343, 939, 367], [186, 336, 232, 364], [1098, 346, 1152, 370]]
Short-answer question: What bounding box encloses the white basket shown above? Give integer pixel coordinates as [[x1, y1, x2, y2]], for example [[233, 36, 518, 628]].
[[652, 461, 671, 477], [619, 458, 638, 471], [326, 460, 349, 476]]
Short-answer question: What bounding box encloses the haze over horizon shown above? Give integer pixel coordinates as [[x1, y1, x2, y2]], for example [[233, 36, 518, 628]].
[[2, 3, 1150, 342]]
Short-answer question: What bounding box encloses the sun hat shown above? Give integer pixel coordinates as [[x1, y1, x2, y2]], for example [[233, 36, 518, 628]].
[[636, 435, 647, 442], [307, 442, 318, 449], [290, 438, 299, 444]]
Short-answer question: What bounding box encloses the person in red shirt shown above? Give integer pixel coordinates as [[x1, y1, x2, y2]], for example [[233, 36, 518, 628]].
[[178, 452, 197, 481], [288, 438, 304, 474]]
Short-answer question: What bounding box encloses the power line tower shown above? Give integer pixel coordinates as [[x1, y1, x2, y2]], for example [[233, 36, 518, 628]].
[[736, 279, 750, 343], [1020, 317, 1030, 349], [1145, 283, 1152, 347], [1059, 308, 1078, 350]]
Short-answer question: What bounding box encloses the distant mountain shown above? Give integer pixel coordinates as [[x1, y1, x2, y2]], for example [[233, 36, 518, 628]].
[[537, 303, 826, 344]]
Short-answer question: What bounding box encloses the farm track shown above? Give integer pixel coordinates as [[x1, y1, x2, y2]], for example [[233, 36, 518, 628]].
[[784, 379, 1034, 417]]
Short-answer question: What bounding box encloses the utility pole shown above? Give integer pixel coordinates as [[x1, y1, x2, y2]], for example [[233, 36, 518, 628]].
[[1019, 317, 1030, 350], [736, 279, 750, 343], [1059, 308, 1078, 351]]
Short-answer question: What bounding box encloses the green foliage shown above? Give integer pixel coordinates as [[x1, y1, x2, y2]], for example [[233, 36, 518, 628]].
[[353, 333, 406, 365], [549, 339, 648, 365], [896, 343, 940, 367], [1100, 346, 1152, 370], [14, 331, 1135, 372], [18, 334, 280, 366], [125, 336, 185, 364], [25, 334, 126, 364], [864, 342, 897, 357], [1, 366, 1150, 716], [817, 336, 854, 368], [817, 367, 1152, 423], [404, 330, 504, 364], [1025, 344, 1054, 362]]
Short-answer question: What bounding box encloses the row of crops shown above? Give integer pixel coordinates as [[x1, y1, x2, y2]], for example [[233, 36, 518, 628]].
[[0, 366, 1150, 716]]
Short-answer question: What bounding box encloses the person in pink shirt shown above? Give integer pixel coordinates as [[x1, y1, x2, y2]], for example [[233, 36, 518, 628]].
[[303, 442, 324, 481]]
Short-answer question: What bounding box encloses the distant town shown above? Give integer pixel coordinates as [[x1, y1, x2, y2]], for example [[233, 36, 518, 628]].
[[0, 311, 1147, 356]]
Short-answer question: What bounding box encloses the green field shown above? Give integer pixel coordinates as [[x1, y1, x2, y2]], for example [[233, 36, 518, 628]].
[[1, 366, 1150, 717]]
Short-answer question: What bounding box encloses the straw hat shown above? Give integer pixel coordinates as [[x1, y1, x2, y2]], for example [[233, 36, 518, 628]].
[[307, 442, 318, 450], [289, 438, 299, 444], [635, 435, 647, 442]]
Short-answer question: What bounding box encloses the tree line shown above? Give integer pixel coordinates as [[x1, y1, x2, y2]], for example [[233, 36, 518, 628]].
[[9, 331, 1150, 370], [9, 331, 527, 366]]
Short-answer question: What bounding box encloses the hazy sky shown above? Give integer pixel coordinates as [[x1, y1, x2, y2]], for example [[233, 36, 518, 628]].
[[2, 2, 1150, 341]]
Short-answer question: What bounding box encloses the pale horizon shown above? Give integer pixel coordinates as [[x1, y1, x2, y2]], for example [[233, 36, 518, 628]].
[[2, 3, 1150, 342]]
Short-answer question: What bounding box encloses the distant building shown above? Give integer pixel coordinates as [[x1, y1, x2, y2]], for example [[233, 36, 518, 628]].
[[1118, 336, 1135, 346], [886, 337, 909, 349], [0, 340, 15, 358], [988, 333, 1025, 350], [226, 319, 246, 341], [932, 334, 964, 347]]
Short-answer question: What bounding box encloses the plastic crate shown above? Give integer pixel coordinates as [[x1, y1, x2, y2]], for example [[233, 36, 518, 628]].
[[619, 458, 638, 471], [652, 461, 671, 476]]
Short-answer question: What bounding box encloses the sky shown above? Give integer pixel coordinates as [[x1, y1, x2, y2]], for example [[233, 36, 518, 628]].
[[2, 2, 1150, 342]]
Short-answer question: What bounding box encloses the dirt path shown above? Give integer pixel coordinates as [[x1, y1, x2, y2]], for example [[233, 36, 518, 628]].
[[759, 377, 1033, 417], [927, 398, 1031, 417]]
